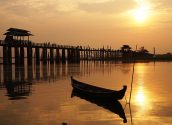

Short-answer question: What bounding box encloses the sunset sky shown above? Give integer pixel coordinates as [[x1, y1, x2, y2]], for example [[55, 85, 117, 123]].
[[0, 0, 172, 53]]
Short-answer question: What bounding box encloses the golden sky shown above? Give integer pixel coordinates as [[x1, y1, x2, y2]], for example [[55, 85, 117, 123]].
[[0, 0, 172, 53]]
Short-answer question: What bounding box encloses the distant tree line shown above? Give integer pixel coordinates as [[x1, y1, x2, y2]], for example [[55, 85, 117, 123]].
[[120, 45, 153, 60]]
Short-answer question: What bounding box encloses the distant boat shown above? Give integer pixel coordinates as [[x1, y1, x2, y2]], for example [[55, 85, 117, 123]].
[[71, 76, 127, 100]]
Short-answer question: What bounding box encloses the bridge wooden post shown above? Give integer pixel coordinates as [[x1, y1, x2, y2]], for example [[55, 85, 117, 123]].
[[102, 47, 105, 61], [99, 49, 101, 60], [83, 47, 86, 60], [67, 48, 71, 63], [8, 47, 12, 64], [114, 50, 117, 60], [86, 48, 88, 61], [97, 49, 100, 60], [72, 48, 76, 63], [50, 48, 54, 64], [15, 47, 20, 65], [62, 48, 66, 63], [35, 47, 40, 65], [20, 47, 24, 65], [73, 48, 76, 62], [107, 49, 109, 60], [96, 49, 99, 60], [55, 48, 60, 63], [3, 46, 8, 65], [93, 48, 96, 61], [76, 48, 80, 63], [42, 48, 47, 64], [72, 48, 76, 62], [15, 65, 20, 81], [27, 47, 32, 65], [88, 47, 91, 60]]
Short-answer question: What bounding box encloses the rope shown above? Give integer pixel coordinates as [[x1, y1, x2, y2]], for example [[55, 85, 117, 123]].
[[129, 61, 135, 103]]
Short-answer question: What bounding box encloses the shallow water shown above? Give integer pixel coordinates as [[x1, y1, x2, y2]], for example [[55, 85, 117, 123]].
[[0, 61, 172, 125]]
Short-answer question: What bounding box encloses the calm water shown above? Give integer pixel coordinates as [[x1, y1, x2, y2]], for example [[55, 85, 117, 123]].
[[0, 61, 172, 125]]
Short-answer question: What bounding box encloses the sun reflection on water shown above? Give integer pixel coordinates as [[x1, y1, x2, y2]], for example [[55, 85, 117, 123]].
[[135, 86, 145, 106], [133, 64, 153, 119], [135, 64, 146, 106]]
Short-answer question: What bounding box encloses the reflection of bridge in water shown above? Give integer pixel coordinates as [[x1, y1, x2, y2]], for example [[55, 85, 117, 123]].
[[0, 61, 130, 99]]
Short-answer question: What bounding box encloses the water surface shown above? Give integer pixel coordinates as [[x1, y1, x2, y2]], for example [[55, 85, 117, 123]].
[[0, 61, 172, 125]]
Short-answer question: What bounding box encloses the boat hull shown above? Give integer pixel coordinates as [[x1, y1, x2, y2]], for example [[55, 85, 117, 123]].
[[71, 77, 127, 100]]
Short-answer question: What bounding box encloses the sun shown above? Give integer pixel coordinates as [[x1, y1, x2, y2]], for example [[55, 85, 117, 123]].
[[132, 0, 151, 24], [133, 6, 149, 23]]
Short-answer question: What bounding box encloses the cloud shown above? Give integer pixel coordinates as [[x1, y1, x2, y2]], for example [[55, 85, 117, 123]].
[[1, 0, 172, 18], [0, 0, 40, 17], [0, 0, 137, 18], [159, 20, 172, 24], [151, 0, 172, 13], [78, 0, 136, 14], [0, 0, 62, 18]]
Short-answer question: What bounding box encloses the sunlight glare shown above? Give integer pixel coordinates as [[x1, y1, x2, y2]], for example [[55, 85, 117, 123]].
[[133, 6, 149, 23], [137, 64, 145, 74], [132, 0, 151, 24], [136, 90, 145, 106]]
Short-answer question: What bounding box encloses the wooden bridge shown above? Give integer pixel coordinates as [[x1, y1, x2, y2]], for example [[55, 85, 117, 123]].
[[0, 28, 123, 65]]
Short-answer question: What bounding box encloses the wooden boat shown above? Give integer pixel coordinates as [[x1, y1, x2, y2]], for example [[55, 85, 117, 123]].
[[71, 89, 127, 123], [71, 76, 127, 100]]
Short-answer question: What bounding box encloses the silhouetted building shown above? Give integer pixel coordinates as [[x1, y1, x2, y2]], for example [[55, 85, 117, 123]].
[[4, 28, 33, 45]]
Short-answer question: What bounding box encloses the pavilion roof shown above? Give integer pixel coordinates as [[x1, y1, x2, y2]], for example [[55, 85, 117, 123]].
[[4, 28, 33, 36]]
